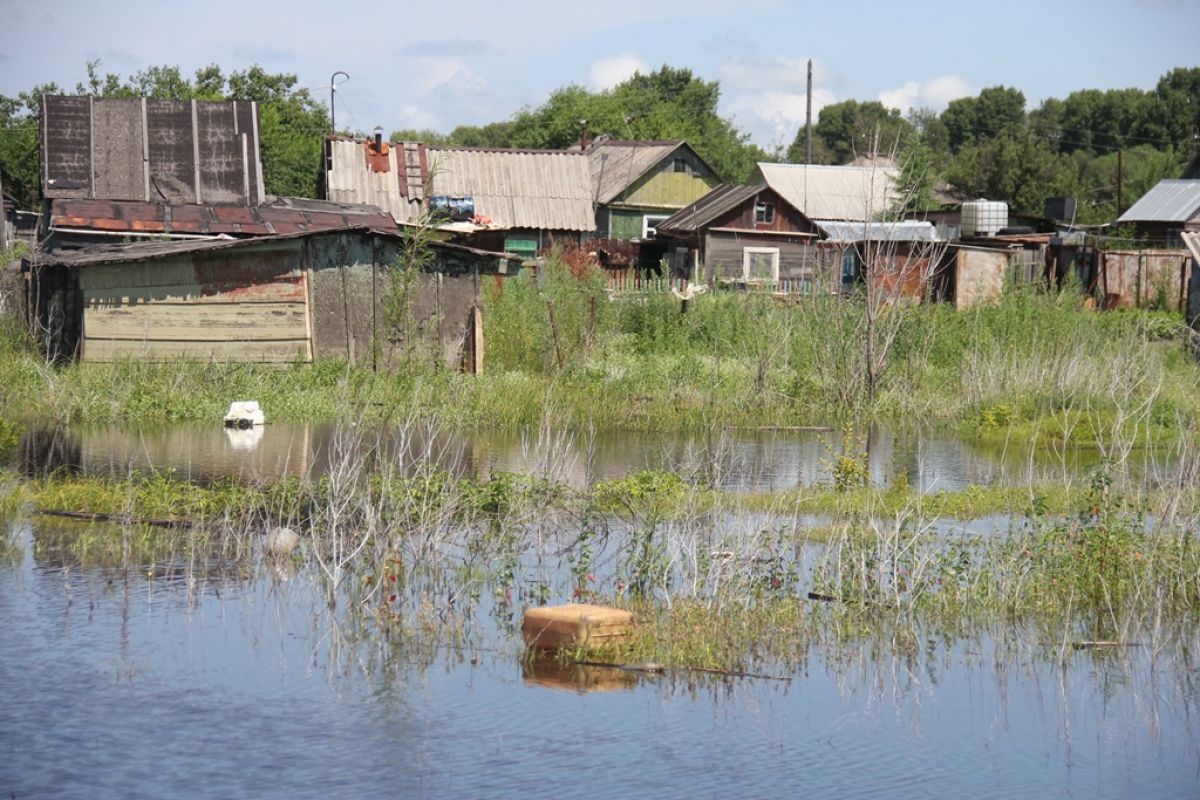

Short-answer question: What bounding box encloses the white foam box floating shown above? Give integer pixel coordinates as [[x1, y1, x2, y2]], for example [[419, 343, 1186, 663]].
[[223, 400, 265, 429], [521, 603, 635, 651]]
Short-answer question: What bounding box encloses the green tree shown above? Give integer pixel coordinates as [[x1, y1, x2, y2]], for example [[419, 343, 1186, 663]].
[[435, 66, 767, 183], [941, 86, 1026, 151], [788, 99, 913, 164], [1154, 67, 1200, 154]]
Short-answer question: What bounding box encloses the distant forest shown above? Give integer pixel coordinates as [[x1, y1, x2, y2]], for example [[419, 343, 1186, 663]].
[[3, 62, 1198, 224]]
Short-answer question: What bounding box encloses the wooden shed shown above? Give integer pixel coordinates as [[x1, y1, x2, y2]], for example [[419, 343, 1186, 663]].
[[655, 183, 822, 289], [24, 228, 516, 367]]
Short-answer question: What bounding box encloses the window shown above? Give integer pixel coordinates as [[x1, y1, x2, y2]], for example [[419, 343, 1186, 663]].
[[754, 202, 775, 225], [673, 157, 688, 174], [742, 247, 780, 283], [642, 215, 669, 238]]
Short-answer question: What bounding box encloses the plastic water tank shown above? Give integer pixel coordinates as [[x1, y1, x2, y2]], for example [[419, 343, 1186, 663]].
[[961, 201, 1008, 237]]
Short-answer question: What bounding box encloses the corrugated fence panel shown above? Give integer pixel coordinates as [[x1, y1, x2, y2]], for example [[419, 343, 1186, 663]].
[[146, 100, 197, 203], [197, 102, 246, 204], [92, 98, 144, 201]]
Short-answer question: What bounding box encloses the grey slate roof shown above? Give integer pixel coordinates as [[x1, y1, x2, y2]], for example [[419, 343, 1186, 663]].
[[1117, 180, 1200, 223], [757, 162, 897, 222], [324, 137, 595, 232]]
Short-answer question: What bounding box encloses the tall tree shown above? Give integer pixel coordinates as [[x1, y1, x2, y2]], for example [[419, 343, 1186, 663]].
[[788, 100, 913, 164], [941, 86, 1026, 151], [436, 66, 767, 183]]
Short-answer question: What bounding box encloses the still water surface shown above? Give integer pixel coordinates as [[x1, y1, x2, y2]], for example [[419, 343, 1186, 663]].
[[19, 421, 1157, 492], [2, 519, 1197, 799], [3, 425, 1196, 797]]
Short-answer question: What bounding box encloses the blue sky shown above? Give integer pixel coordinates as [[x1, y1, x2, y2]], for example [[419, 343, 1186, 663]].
[[2, 0, 1197, 150]]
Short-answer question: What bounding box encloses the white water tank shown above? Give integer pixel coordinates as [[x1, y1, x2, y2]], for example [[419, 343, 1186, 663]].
[[961, 201, 1008, 237]]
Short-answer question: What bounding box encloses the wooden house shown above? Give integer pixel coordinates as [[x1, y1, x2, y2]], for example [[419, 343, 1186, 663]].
[[585, 139, 721, 240], [655, 183, 822, 289]]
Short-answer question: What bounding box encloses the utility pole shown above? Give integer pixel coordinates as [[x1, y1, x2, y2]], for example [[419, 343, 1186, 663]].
[[805, 60, 813, 164], [1116, 149, 1124, 217], [330, 71, 349, 134]]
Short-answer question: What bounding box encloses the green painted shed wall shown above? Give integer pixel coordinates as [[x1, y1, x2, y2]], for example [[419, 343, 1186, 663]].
[[618, 170, 720, 209]]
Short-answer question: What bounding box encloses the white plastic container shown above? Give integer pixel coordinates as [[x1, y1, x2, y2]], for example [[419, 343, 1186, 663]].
[[961, 201, 1008, 237]]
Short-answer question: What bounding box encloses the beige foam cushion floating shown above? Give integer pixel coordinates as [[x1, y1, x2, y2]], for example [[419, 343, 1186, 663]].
[[521, 603, 634, 650]]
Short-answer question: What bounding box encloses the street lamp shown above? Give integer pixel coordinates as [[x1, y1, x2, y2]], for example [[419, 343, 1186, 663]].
[[330, 71, 349, 133]]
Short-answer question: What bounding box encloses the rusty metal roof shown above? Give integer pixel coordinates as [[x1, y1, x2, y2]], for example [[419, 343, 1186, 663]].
[[42, 95, 265, 206], [656, 183, 763, 234], [324, 137, 595, 232], [26, 226, 518, 268], [49, 197, 401, 237], [1118, 180, 1200, 223], [757, 162, 897, 222], [586, 140, 708, 205]]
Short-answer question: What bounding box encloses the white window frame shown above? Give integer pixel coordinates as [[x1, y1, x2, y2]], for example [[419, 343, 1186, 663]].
[[742, 247, 780, 283], [754, 201, 775, 225], [642, 214, 669, 238]]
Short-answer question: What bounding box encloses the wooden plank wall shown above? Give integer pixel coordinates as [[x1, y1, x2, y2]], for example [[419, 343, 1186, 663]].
[[78, 241, 310, 363]]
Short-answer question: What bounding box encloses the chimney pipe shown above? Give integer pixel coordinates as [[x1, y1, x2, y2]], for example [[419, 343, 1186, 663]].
[[373, 125, 384, 153]]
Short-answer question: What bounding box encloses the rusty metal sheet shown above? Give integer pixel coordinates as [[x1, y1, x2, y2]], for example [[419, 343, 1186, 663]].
[[955, 249, 1006, 309], [1102, 250, 1191, 310]]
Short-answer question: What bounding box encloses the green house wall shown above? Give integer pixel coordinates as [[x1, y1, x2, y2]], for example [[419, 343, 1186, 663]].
[[619, 169, 720, 209]]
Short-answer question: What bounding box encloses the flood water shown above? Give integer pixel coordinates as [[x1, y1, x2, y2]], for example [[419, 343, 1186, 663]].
[[16, 420, 1164, 493], [2, 519, 1197, 799], [4, 425, 1197, 797]]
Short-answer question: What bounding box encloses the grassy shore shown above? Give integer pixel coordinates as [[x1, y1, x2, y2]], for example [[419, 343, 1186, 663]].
[[1, 263, 1196, 441]]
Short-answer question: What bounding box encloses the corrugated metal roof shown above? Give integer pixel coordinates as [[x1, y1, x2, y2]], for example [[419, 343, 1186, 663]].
[[587, 140, 686, 205], [1118, 180, 1200, 223], [325, 137, 595, 232], [49, 197, 401, 237], [27, 226, 518, 268], [815, 220, 939, 242], [758, 162, 897, 222], [656, 183, 763, 234]]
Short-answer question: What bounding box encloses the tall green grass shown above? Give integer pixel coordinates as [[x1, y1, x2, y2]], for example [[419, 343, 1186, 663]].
[[1, 255, 1196, 436]]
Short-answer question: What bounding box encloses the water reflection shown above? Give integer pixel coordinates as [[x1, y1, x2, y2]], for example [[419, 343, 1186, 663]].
[[18, 421, 1150, 493], [522, 656, 641, 693], [3, 519, 1197, 799]]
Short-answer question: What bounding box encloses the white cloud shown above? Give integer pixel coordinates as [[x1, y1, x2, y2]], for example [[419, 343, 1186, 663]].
[[407, 56, 480, 96], [727, 88, 836, 150], [878, 75, 972, 113], [716, 55, 836, 148], [589, 54, 648, 91]]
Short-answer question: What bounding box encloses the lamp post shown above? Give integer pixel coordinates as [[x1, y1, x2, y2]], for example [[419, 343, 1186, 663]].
[[330, 71, 349, 133]]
